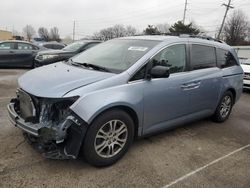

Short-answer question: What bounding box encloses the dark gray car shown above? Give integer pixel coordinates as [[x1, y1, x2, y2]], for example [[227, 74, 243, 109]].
[[34, 40, 101, 67], [0, 40, 41, 68]]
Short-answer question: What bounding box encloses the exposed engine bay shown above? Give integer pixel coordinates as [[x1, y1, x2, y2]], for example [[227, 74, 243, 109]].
[[9, 89, 87, 159]]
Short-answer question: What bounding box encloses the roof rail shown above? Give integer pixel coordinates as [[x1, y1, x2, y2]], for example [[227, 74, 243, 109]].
[[179, 34, 225, 43]]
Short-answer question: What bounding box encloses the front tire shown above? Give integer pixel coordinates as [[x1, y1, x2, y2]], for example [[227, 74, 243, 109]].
[[82, 110, 134, 167], [212, 91, 233, 122]]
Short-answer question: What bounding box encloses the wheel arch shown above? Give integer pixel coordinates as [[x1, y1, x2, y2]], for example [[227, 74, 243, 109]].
[[226, 88, 236, 104], [88, 105, 140, 138]]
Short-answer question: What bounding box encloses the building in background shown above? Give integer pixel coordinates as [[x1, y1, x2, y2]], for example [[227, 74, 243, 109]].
[[0, 29, 12, 40]]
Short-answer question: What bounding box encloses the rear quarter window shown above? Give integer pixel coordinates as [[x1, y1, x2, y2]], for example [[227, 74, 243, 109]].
[[191, 44, 216, 70], [216, 48, 238, 68]]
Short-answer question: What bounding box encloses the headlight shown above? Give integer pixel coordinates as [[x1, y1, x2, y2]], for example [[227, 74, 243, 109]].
[[40, 54, 59, 60]]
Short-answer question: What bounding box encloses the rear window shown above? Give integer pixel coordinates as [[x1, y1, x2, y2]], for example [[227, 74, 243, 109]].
[[17, 43, 33, 50], [191, 44, 216, 70], [216, 49, 238, 68]]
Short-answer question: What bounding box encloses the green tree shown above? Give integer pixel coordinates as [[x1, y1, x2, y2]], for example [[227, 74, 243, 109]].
[[169, 21, 200, 35], [143, 25, 160, 35]]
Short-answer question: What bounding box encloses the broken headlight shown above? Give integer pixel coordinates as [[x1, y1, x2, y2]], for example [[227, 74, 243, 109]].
[[39, 96, 80, 124]]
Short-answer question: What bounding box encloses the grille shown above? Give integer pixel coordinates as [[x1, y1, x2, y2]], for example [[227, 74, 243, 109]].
[[17, 89, 36, 121]]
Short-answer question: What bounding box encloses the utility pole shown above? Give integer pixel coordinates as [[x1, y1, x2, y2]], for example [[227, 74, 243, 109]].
[[183, 0, 188, 24], [73, 20, 76, 41], [217, 0, 234, 39]]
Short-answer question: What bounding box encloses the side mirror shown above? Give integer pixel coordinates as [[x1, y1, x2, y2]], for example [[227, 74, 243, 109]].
[[150, 66, 170, 78]]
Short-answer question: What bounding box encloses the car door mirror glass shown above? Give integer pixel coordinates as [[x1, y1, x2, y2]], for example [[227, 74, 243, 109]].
[[150, 65, 170, 78]]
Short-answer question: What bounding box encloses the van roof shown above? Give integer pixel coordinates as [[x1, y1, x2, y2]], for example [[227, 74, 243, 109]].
[[119, 35, 232, 50]]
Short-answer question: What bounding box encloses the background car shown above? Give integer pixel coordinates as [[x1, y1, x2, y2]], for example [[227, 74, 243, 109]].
[[38, 41, 66, 50], [241, 58, 250, 89], [34, 40, 101, 67], [0, 40, 42, 68]]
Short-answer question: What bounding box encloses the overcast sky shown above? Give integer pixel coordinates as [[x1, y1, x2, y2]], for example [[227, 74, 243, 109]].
[[0, 0, 249, 39]]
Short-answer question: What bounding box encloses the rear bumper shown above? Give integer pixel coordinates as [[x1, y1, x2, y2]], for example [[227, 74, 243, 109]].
[[7, 102, 41, 136]]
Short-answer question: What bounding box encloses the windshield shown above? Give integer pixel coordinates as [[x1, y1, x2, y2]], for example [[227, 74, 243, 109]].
[[72, 39, 159, 73], [62, 41, 86, 51], [242, 59, 250, 65]]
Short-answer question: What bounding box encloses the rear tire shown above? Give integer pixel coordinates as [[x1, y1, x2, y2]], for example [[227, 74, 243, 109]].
[[212, 91, 233, 123], [82, 110, 134, 167]]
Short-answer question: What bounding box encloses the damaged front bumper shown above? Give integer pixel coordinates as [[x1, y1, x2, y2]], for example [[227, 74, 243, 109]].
[[7, 98, 88, 159]]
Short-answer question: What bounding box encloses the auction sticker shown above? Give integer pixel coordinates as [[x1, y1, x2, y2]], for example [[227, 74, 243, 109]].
[[128, 46, 148, 51]]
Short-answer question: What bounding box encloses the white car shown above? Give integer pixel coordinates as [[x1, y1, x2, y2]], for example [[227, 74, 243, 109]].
[[241, 58, 250, 89]]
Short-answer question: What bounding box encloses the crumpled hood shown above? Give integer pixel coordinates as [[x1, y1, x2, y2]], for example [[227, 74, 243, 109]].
[[18, 62, 115, 98]]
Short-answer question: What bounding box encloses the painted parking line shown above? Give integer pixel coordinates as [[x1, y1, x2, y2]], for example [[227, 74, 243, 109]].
[[162, 144, 250, 188]]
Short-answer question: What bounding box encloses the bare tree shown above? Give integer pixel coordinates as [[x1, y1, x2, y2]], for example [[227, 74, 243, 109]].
[[92, 25, 138, 41], [38, 27, 50, 41], [50, 27, 60, 42], [112, 24, 126, 38], [223, 10, 250, 45], [125, 25, 137, 36], [62, 36, 73, 45], [23, 25, 35, 41]]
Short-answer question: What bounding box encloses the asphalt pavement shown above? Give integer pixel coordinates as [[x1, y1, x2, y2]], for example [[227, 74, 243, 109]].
[[0, 69, 249, 188]]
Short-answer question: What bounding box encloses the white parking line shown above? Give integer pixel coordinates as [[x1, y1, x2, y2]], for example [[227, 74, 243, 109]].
[[162, 144, 250, 188]]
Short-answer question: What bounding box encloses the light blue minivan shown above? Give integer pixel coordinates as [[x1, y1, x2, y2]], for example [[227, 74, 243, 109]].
[[8, 35, 243, 166]]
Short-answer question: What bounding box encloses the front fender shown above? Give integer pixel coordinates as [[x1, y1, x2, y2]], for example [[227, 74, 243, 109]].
[[70, 83, 144, 132]]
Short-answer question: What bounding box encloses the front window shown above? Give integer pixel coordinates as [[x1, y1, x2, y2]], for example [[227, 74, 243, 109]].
[[72, 39, 159, 73], [62, 41, 87, 51], [151, 44, 186, 74], [0, 42, 15, 50]]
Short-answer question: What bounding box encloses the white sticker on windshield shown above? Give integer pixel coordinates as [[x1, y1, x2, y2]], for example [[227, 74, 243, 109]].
[[128, 46, 148, 51]]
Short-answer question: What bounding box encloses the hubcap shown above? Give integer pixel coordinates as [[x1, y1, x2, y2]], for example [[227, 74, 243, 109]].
[[94, 120, 128, 158], [219, 95, 232, 118]]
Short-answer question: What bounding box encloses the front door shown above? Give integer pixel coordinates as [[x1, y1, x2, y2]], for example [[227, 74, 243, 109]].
[[143, 44, 192, 134], [0, 42, 15, 67]]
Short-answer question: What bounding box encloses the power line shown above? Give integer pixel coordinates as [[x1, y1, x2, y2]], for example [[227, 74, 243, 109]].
[[183, 0, 188, 24], [73, 20, 75, 41], [217, 0, 234, 39]]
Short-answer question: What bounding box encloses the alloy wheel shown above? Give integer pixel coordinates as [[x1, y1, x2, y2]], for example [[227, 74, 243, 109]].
[[94, 120, 128, 158]]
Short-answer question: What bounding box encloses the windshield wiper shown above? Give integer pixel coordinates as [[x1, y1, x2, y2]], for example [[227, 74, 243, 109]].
[[68, 59, 111, 72], [82, 63, 111, 72]]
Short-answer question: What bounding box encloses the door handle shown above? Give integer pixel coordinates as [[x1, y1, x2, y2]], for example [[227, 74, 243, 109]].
[[181, 81, 201, 90]]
